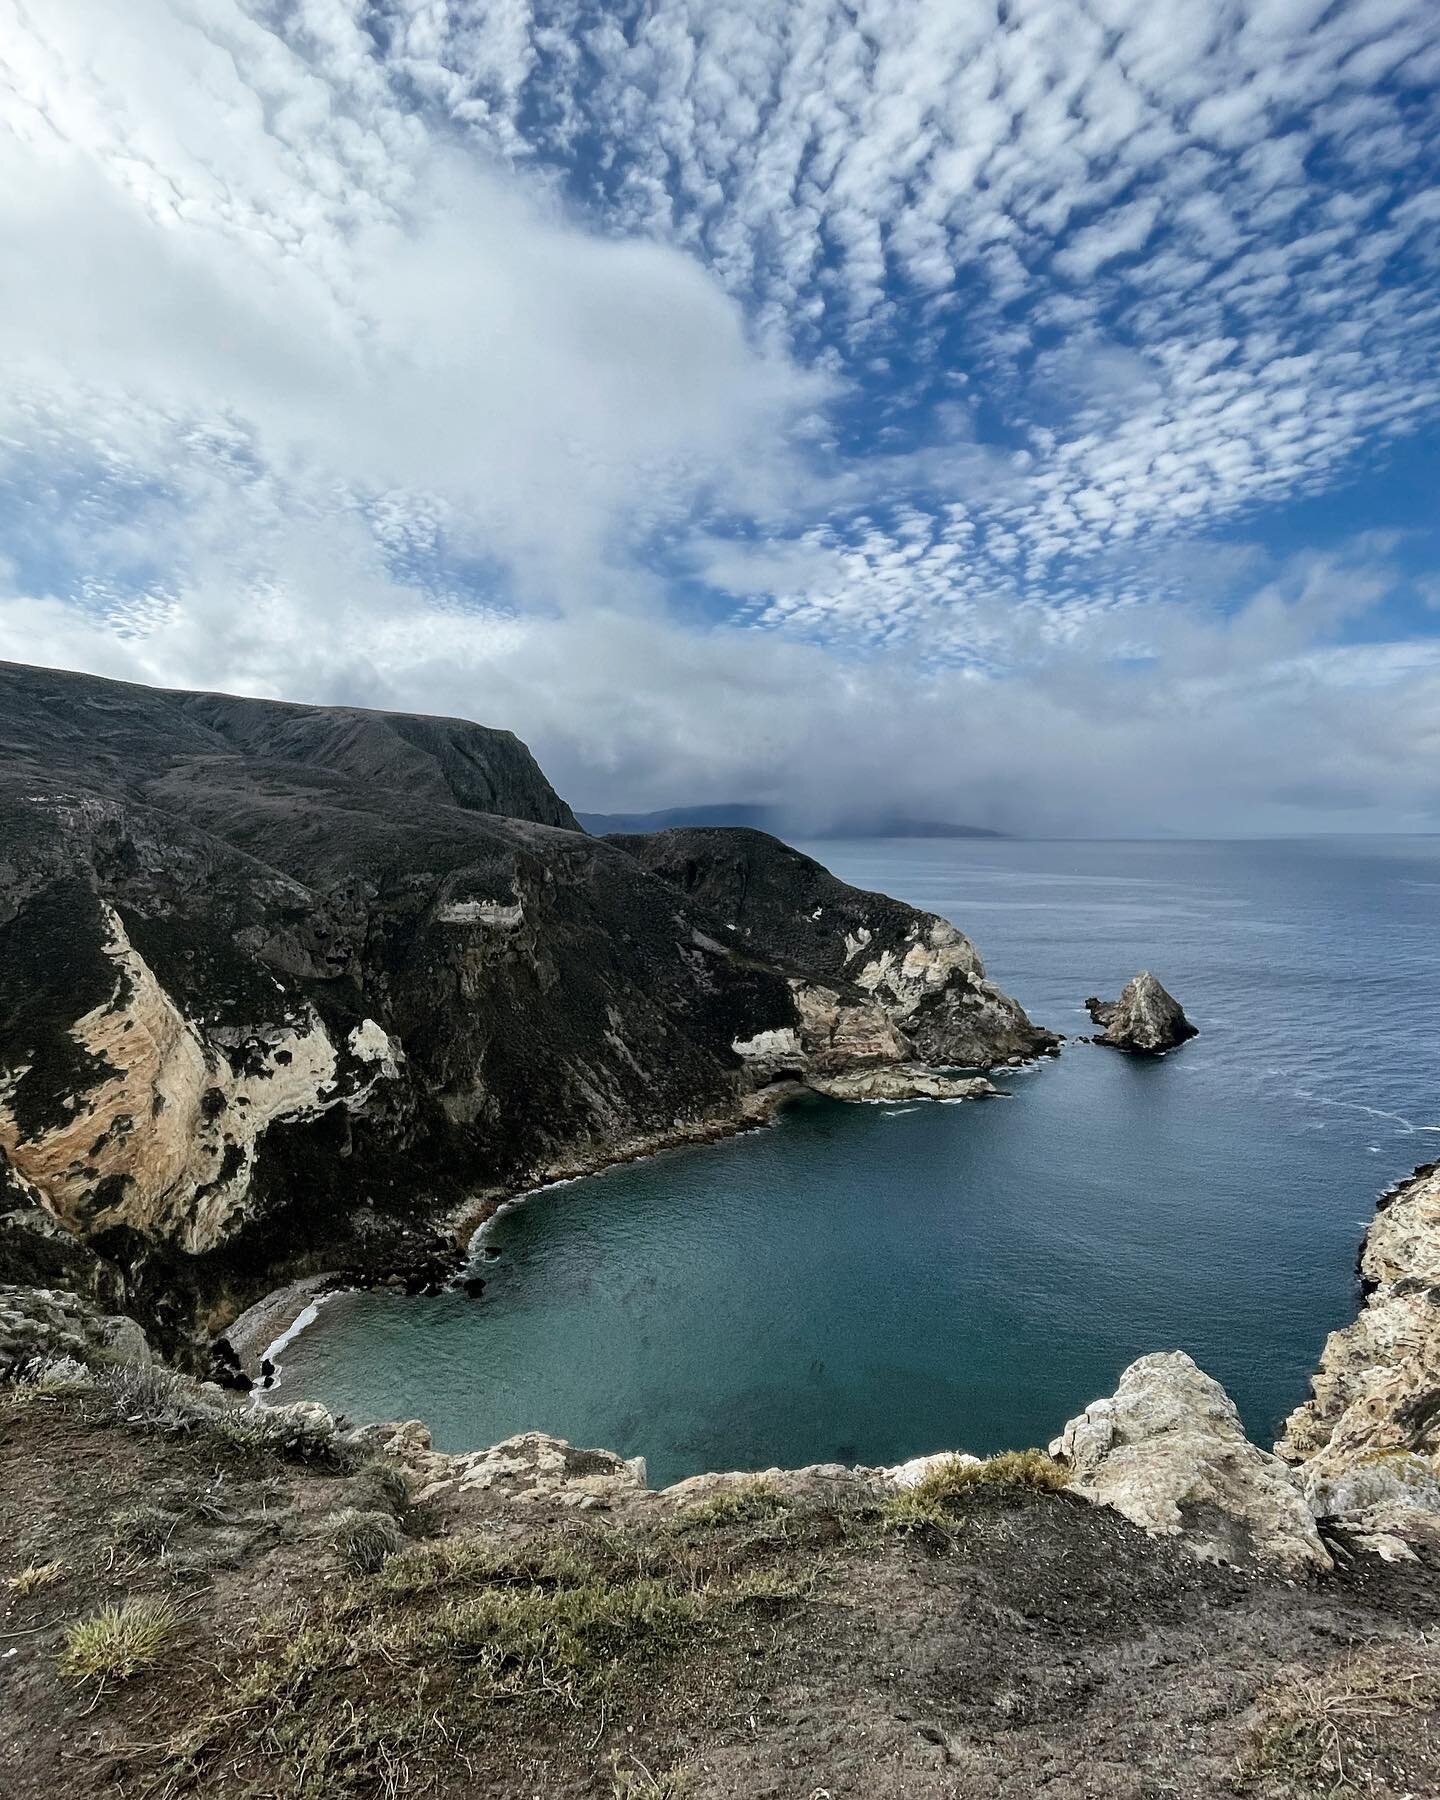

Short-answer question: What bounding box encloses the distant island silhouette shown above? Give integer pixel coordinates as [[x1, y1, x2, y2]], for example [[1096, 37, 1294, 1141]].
[[578, 803, 1006, 839]]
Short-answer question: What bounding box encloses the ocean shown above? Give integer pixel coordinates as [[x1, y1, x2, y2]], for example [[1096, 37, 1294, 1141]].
[[272, 836, 1440, 1487]]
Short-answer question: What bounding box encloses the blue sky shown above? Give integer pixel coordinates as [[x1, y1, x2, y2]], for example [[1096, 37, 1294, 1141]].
[[1, 1, 1438, 832]]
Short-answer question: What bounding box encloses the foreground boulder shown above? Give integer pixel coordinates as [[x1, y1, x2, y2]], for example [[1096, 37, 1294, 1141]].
[[356, 1424, 651, 1511], [1278, 1161, 1440, 1542], [1086, 971, 1198, 1054], [0, 1282, 151, 1377], [1051, 1351, 1330, 1572]]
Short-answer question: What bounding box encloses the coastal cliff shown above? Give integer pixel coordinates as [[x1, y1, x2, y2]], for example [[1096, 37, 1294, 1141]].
[[1277, 1160, 1440, 1541], [612, 827, 1056, 1069], [0, 663, 1050, 1356], [5, 664, 1439, 1796]]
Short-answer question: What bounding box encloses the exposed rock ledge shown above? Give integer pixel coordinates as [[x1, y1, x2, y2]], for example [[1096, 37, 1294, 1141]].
[[1277, 1160, 1440, 1545], [1051, 1351, 1330, 1573], [7, 1274, 1439, 1577], [804, 1068, 1000, 1104], [1086, 970, 1198, 1055]]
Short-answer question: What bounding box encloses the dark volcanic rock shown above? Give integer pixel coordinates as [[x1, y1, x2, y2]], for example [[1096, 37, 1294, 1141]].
[[1086, 971, 1198, 1055], [0, 661, 1051, 1353], [609, 827, 1058, 1067]]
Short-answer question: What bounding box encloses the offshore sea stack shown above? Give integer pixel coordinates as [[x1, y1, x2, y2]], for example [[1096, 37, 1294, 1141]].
[[1086, 970, 1198, 1055], [0, 662, 1053, 1355]]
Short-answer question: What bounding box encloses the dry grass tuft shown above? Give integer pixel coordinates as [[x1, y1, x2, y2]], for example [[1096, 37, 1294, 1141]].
[[881, 1449, 1070, 1537], [665, 1479, 790, 1536], [1236, 1643, 1440, 1794], [111, 1501, 181, 1557], [610, 1753, 696, 1797], [59, 1595, 179, 1682], [327, 1507, 405, 1574], [6, 1559, 65, 1595], [157, 1521, 810, 1795], [911, 1449, 1070, 1504]]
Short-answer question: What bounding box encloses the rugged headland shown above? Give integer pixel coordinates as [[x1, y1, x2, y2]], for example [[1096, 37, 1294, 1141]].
[[0, 662, 1052, 1360], [3, 664, 1439, 1796]]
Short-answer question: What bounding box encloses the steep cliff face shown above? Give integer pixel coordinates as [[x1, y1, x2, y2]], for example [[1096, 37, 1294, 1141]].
[[608, 827, 1058, 1067], [0, 663, 1051, 1352], [1277, 1161, 1440, 1534]]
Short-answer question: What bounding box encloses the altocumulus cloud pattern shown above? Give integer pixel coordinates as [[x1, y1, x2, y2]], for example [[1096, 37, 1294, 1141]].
[[1, 1, 1438, 832]]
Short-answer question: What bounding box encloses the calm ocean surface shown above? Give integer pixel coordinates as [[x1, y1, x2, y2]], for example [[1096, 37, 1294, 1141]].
[[275, 837, 1440, 1486]]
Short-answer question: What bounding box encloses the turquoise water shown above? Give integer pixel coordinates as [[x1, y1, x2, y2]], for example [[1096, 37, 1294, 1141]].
[[276, 837, 1440, 1486]]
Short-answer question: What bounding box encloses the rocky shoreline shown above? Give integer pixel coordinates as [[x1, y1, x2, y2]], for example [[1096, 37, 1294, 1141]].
[[1276, 1158, 1440, 1548], [9, 1152, 1440, 1566], [200, 1153, 1440, 1574], [4, 1169, 1439, 1799], [221, 1065, 1017, 1384]]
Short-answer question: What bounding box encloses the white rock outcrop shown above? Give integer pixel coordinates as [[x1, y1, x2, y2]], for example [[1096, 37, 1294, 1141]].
[[792, 980, 910, 1069], [1277, 1162, 1440, 1536], [806, 1069, 1000, 1103], [1051, 1351, 1330, 1573], [849, 917, 983, 1014], [0, 1283, 151, 1376], [353, 1425, 650, 1511], [0, 906, 400, 1254]]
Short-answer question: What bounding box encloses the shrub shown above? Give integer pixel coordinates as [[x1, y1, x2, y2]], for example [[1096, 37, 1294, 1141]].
[[880, 1450, 1069, 1539], [348, 1457, 409, 1513], [11, 1353, 90, 1395], [59, 1596, 179, 1681], [327, 1508, 404, 1574], [72, 1364, 356, 1469], [909, 1449, 1069, 1506], [89, 1362, 196, 1433], [207, 1404, 355, 1469], [665, 1479, 790, 1536], [879, 1489, 961, 1539]]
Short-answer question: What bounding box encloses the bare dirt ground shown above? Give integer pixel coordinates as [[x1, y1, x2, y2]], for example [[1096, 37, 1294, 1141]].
[[4, 1384, 1439, 1800]]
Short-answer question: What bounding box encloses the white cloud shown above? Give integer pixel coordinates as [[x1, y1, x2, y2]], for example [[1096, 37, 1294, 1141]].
[[0, 0, 1438, 832], [0, 2, 824, 607]]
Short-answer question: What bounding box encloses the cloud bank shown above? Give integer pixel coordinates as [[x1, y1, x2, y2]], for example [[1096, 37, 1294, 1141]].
[[1, 1, 1439, 833]]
